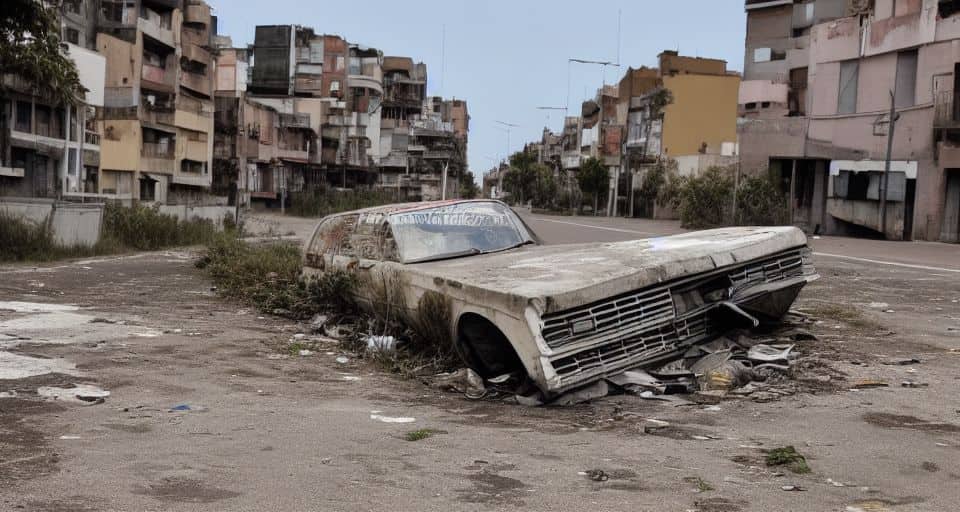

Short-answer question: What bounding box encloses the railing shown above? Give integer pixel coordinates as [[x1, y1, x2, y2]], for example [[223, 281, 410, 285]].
[[84, 131, 101, 146], [101, 106, 138, 120], [142, 142, 174, 159], [935, 89, 960, 128], [280, 113, 311, 129], [142, 63, 170, 85]]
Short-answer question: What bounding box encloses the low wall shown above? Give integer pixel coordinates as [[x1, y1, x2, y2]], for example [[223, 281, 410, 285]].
[[0, 198, 104, 246], [157, 204, 236, 228]]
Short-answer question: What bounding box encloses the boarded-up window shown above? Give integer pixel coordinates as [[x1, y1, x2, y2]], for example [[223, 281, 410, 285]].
[[894, 50, 918, 108], [886, 172, 907, 201], [838, 61, 859, 114]]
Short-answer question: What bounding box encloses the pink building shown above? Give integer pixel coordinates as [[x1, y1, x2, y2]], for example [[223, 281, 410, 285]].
[[739, 0, 960, 243]]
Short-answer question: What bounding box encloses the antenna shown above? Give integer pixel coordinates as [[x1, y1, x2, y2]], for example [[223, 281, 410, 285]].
[[440, 24, 446, 96], [616, 9, 622, 66]]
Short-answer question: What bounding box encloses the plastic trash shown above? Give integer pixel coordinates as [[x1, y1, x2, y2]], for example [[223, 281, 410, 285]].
[[433, 368, 486, 398], [366, 335, 397, 352], [38, 385, 110, 404], [170, 404, 192, 411]]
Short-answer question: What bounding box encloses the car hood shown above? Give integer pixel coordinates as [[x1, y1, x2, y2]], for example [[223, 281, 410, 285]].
[[408, 226, 809, 314]]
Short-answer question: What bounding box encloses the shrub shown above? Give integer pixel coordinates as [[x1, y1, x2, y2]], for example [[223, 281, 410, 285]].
[[0, 211, 61, 261], [674, 166, 735, 229], [290, 187, 398, 218], [101, 202, 219, 250], [736, 174, 789, 226]]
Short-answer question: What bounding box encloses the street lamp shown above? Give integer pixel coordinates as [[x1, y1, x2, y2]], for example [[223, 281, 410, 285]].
[[569, 58, 621, 216]]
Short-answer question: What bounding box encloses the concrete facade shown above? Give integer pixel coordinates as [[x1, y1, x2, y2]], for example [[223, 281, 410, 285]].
[[739, 0, 960, 242]]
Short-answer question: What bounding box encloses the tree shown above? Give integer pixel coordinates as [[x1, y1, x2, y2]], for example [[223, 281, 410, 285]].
[[577, 157, 608, 215], [502, 150, 537, 204], [459, 171, 480, 199], [1, 1, 86, 166], [0, 1, 85, 105]]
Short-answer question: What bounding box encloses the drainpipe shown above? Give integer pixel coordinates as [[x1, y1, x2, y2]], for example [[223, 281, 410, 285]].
[[881, 90, 898, 240]]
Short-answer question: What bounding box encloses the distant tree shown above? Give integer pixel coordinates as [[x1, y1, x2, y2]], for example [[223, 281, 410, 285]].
[[459, 171, 480, 199], [502, 150, 538, 204], [577, 157, 608, 215]]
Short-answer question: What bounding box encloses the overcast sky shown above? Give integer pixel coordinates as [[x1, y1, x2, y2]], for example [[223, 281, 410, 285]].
[[210, 0, 748, 179]]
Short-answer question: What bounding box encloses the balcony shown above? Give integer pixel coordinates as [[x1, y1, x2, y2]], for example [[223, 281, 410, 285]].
[[141, 64, 175, 93], [280, 113, 312, 130], [184, 1, 211, 26], [180, 71, 212, 97], [935, 89, 960, 128], [101, 106, 138, 120], [84, 131, 102, 146], [137, 16, 175, 49], [142, 142, 175, 159], [423, 149, 452, 160]]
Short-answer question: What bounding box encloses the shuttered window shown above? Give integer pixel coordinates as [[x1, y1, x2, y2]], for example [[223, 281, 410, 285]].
[[895, 50, 918, 108]]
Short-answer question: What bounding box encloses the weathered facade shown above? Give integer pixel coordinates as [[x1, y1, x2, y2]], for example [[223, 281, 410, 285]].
[[97, 0, 217, 204], [1, 4, 105, 200], [739, 0, 960, 242]]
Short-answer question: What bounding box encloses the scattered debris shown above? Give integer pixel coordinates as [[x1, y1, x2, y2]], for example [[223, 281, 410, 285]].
[[747, 344, 794, 363], [851, 380, 889, 389], [0, 390, 18, 398], [59, 435, 82, 440], [764, 446, 811, 474], [366, 335, 398, 353], [298, 349, 313, 357], [335, 356, 350, 364], [370, 411, 415, 423], [38, 384, 110, 404], [882, 358, 921, 366], [552, 380, 609, 406], [901, 381, 929, 388], [582, 469, 609, 482], [170, 404, 192, 412], [433, 368, 486, 398], [309, 314, 328, 333], [781, 485, 807, 491]]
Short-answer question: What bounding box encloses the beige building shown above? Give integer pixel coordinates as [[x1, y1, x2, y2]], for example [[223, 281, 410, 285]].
[[97, 0, 216, 204], [739, 0, 960, 242]]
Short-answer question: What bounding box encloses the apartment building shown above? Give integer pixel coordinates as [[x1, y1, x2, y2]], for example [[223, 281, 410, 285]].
[[739, 0, 960, 242], [97, 0, 216, 204], [0, 2, 106, 200]]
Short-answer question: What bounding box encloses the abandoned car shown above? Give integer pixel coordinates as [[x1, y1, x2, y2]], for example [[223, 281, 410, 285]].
[[304, 200, 819, 395]]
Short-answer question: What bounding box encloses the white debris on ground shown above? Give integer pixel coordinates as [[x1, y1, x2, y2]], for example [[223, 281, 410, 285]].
[[0, 351, 78, 379], [37, 384, 110, 404], [369, 411, 416, 423]]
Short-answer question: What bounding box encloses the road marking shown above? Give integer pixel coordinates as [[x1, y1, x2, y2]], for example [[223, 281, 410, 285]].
[[527, 218, 658, 236], [527, 216, 960, 274], [813, 252, 960, 274]]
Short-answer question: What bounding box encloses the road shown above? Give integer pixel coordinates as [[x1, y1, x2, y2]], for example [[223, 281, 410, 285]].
[[1, 212, 959, 512]]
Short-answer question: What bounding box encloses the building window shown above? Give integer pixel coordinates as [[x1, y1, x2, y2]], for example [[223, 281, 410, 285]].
[[65, 28, 80, 44], [895, 50, 918, 108], [838, 60, 859, 114], [64, 0, 81, 14], [15, 101, 31, 132]]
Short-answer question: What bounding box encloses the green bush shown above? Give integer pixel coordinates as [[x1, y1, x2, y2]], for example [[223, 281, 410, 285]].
[[198, 233, 356, 319], [674, 166, 735, 229], [290, 187, 398, 217], [736, 174, 790, 226], [101, 202, 219, 250], [0, 211, 62, 261]]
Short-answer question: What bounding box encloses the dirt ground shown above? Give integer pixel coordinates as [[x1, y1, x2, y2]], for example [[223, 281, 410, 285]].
[[2, 217, 960, 511]]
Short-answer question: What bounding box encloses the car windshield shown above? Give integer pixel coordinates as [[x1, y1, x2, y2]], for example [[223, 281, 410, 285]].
[[389, 202, 534, 263]]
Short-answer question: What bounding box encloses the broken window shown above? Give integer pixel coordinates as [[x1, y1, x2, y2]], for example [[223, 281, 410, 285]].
[[838, 60, 859, 114], [834, 171, 907, 201], [744, 102, 757, 111], [895, 50, 918, 108], [789, 67, 808, 116]]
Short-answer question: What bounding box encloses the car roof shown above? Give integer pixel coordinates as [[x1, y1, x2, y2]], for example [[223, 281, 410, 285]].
[[331, 199, 508, 217]]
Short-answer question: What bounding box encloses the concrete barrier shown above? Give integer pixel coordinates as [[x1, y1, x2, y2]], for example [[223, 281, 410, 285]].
[[0, 198, 104, 246]]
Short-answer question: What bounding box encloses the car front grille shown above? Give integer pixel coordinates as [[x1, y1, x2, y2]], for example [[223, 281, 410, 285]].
[[540, 247, 812, 387]]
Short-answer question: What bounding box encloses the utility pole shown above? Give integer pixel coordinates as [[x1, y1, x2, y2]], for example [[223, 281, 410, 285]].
[[569, 58, 620, 216], [881, 90, 899, 239]]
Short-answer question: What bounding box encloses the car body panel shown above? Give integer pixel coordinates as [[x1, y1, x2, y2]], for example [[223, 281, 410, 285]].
[[302, 200, 818, 395]]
